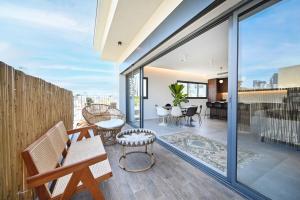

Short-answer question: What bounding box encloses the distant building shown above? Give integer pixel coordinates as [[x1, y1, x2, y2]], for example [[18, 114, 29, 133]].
[[269, 73, 278, 88], [253, 80, 267, 89], [278, 65, 300, 88]]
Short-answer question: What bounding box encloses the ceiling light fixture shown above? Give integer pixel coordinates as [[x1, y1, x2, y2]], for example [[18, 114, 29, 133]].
[[217, 66, 228, 76], [219, 79, 224, 84], [180, 54, 187, 62]]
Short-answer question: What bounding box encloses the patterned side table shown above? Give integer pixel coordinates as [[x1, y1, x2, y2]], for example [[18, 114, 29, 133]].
[[95, 118, 125, 145], [116, 129, 156, 172]]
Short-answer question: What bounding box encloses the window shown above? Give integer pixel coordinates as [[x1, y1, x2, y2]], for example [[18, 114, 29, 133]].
[[177, 80, 207, 98], [143, 77, 148, 99], [181, 82, 188, 95]]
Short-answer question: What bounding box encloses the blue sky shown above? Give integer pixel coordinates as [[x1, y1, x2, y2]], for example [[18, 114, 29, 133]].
[[1, 0, 299, 93], [239, 0, 300, 88], [0, 0, 116, 95]]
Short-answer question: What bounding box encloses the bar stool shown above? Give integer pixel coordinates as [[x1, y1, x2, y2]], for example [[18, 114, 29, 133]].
[[221, 102, 227, 120], [214, 102, 222, 119], [204, 102, 212, 118]]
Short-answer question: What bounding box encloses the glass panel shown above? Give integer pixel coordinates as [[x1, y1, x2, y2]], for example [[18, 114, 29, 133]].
[[178, 81, 207, 98], [237, 1, 300, 199], [198, 84, 207, 98], [144, 20, 229, 176], [188, 83, 198, 97], [126, 69, 140, 127], [143, 78, 148, 98], [181, 82, 188, 95]]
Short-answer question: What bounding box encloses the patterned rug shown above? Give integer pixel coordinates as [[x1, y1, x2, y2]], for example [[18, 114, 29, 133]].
[[160, 132, 259, 172]]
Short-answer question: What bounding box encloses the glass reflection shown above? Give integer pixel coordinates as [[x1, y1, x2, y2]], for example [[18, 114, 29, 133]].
[[237, 1, 300, 200]]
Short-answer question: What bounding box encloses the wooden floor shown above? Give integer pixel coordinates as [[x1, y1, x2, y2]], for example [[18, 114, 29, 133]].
[[72, 142, 244, 200]]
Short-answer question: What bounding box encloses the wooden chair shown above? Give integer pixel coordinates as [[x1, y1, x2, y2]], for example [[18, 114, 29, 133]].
[[22, 121, 112, 200]]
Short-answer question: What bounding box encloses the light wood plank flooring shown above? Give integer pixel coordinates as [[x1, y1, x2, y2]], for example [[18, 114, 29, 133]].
[[72, 142, 244, 200]]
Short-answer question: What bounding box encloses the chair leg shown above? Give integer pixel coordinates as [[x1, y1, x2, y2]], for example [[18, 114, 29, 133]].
[[81, 168, 105, 200], [62, 167, 105, 200], [198, 114, 202, 126], [61, 171, 82, 200]]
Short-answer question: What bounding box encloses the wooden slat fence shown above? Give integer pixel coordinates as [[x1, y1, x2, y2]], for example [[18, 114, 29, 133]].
[[0, 62, 73, 200]]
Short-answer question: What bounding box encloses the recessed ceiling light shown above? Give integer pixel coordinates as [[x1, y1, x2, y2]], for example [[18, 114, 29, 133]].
[[180, 54, 187, 62]]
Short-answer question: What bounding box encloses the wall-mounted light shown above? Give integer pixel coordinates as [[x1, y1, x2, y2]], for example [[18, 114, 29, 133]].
[[219, 79, 224, 84]]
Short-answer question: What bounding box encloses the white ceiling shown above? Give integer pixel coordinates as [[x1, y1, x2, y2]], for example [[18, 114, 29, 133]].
[[102, 0, 163, 60], [149, 20, 228, 79], [95, 0, 182, 62]]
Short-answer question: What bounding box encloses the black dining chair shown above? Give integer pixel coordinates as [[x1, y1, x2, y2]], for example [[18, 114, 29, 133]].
[[184, 106, 198, 127], [164, 103, 172, 110]]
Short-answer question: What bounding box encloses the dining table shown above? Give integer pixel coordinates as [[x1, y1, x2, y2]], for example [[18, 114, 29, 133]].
[[163, 105, 196, 110]]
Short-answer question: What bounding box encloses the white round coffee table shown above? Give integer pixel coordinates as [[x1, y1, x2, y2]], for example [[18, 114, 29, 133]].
[[116, 129, 156, 172]]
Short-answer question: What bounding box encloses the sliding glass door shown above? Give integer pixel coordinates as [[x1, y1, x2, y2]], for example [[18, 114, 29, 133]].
[[236, 1, 300, 199], [126, 69, 141, 127], [124, 1, 300, 199]]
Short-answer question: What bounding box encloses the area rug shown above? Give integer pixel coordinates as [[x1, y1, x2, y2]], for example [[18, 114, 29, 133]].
[[160, 132, 259, 172]]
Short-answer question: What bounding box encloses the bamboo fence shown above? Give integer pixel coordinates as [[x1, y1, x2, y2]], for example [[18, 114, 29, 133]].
[[0, 62, 73, 199]]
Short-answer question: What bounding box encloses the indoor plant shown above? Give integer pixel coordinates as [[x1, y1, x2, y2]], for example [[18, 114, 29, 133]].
[[168, 83, 189, 107]]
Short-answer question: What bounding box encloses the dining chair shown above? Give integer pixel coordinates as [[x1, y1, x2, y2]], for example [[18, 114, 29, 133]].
[[184, 106, 198, 127], [196, 105, 203, 125], [171, 106, 183, 126], [164, 103, 172, 111], [156, 106, 169, 126]]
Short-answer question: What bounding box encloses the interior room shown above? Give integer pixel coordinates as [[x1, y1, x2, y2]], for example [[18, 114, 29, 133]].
[[143, 16, 300, 200], [143, 20, 229, 175]]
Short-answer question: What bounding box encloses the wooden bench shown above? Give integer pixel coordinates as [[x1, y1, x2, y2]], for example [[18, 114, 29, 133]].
[[22, 121, 112, 200]]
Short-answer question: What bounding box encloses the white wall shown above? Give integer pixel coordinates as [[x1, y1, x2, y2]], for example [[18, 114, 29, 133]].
[[144, 66, 208, 120]]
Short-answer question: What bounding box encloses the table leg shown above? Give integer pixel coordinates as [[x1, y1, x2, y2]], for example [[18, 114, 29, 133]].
[[122, 145, 126, 169], [150, 143, 154, 155]]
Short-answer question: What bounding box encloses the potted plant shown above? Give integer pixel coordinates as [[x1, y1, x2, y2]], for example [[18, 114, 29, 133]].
[[168, 83, 189, 107]]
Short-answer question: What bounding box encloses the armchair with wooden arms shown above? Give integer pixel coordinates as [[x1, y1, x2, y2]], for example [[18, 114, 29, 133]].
[[22, 121, 112, 200]]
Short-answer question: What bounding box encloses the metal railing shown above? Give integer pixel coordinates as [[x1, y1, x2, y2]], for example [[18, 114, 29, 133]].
[[73, 95, 118, 126]]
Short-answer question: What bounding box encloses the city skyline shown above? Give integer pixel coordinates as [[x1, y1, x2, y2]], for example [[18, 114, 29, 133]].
[[239, 0, 300, 89]]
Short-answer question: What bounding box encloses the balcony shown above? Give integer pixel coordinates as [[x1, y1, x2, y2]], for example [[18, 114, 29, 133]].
[[0, 62, 244, 199]]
